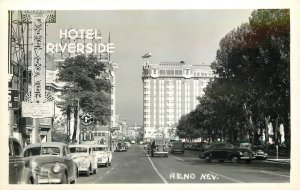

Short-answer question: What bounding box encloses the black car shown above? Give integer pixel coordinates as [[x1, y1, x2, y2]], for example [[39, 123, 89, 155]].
[[171, 141, 185, 154], [199, 142, 253, 163]]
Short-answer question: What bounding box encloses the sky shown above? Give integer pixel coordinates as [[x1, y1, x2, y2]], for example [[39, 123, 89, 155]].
[[46, 10, 254, 126]]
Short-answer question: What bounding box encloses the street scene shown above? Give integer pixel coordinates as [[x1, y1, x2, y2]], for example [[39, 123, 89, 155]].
[[6, 7, 293, 186], [77, 144, 290, 184]]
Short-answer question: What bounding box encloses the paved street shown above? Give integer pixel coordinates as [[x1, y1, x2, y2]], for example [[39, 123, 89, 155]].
[[77, 144, 290, 184]]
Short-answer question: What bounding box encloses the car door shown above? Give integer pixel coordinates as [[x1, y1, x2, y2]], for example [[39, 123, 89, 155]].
[[212, 144, 225, 160], [65, 146, 76, 179], [63, 146, 72, 177], [9, 138, 17, 184], [12, 139, 24, 183], [89, 147, 96, 169]]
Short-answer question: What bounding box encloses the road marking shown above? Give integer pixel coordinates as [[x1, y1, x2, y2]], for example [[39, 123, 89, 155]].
[[209, 171, 244, 183], [147, 155, 168, 184], [260, 170, 290, 178], [170, 154, 185, 161], [92, 165, 117, 184]]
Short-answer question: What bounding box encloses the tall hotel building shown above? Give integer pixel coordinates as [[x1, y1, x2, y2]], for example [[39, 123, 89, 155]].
[[142, 61, 214, 140]]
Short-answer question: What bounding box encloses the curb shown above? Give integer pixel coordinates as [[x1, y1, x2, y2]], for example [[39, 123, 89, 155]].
[[265, 159, 290, 164]]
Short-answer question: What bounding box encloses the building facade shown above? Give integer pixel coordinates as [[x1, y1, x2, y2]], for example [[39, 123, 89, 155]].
[[142, 61, 214, 140]]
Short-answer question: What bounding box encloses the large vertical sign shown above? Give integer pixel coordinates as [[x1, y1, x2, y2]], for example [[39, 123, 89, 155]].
[[22, 11, 56, 118], [31, 16, 45, 103]]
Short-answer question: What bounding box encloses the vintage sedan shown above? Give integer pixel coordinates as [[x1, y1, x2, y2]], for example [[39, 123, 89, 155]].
[[92, 145, 112, 167], [253, 149, 268, 160], [199, 142, 253, 163], [150, 139, 169, 157], [170, 141, 185, 154], [115, 142, 127, 152], [23, 142, 78, 184], [9, 137, 35, 184], [69, 144, 97, 176]]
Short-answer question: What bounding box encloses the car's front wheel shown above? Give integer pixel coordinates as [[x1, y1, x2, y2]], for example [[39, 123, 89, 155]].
[[231, 156, 239, 163], [204, 155, 211, 163], [27, 177, 34, 184], [61, 173, 68, 184]]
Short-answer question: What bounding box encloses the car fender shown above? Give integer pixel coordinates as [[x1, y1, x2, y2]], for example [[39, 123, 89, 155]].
[[19, 167, 34, 184], [227, 152, 240, 160]]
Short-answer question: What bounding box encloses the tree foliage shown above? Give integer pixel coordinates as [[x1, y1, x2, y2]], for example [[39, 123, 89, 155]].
[[177, 9, 290, 147], [57, 54, 112, 126]]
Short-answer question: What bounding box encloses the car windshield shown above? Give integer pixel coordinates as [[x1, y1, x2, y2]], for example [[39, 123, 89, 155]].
[[41, 147, 61, 155], [24, 147, 41, 157], [93, 147, 106, 151], [24, 146, 61, 157], [154, 140, 166, 145], [69, 147, 88, 153]]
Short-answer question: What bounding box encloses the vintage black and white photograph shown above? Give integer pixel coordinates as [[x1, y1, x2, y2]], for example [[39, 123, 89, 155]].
[[2, 0, 300, 189]]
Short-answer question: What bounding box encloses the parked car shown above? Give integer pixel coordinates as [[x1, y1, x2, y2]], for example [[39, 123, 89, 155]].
[[124, 142, 131, 149], [183, 142, 193, 150], [190, 143, 201, 150], [23, 142, 78, 184], [69, 144, 97, 176], [92, 145, 112, 167], [253, 149, 268, 160], [115, 142, 127, 152], [150, 139, 169, 157], [171, 141, 185, 154], [199, 142, 253, 163], [190, 142, 207, 151], [130, 140, 136, 144], [9, 137, 35, 184]]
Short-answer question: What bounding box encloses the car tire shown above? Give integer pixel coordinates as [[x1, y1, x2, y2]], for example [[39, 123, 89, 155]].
[[231, 156, 239, 163], [76, 168, 79, 178], [204, 155, 211, 163], [61, 173, 68, 184], [245, 159, 252, 164], [28, 177, 34, 184]]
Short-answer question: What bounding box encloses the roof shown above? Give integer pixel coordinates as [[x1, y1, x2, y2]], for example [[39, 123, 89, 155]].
[[92, 144, 108, 147], [24, 142, 67, 149], [69, 144, 91, 148]]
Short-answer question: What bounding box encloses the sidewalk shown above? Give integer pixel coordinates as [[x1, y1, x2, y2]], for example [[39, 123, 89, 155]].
[[265, 155, 290, 164]]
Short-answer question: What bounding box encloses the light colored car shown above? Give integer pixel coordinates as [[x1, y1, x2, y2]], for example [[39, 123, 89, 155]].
[[9, 137, 35, 184], [69, 144, 97, 176], [115, 142, 127, 152], [92, 145, 112, 167], [124, 142, 131, 149], [23, 142, 77, 184]]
